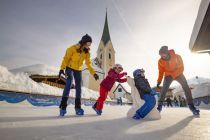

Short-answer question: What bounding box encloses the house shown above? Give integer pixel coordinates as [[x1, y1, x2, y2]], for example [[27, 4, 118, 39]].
[[113, 84, 132, 103], [30, 75, 74, 89]]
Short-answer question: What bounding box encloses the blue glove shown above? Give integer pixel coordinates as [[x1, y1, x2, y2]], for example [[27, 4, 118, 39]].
[[150, 90, 157, 96]]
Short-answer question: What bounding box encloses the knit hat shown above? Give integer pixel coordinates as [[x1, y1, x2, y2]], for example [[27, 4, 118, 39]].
[[79, 34, 92, 45], [133, 69, 145, 78], [113, 64, 123, 70], [159, 46, 169, 55]]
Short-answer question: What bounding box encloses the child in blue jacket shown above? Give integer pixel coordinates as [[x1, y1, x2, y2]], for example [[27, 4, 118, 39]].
[[132, 68, 157, 120]]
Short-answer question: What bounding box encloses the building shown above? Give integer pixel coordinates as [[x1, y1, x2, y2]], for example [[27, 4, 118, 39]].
[[188, 0, 210, 107], [82, 10, 116, 98], [189, 0, 210, 54], [113, 84, 132, 103], [172, 77, 210, 107], [29, 75, 72, 89]]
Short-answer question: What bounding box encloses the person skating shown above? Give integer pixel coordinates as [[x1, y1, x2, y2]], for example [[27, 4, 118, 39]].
[[92, 64, 127, 115], [132, 68, 157, 120], [156, 46, 199, 116], [166, 97, 173, 107], [59, 34, 99, 116], [174, 97, 179, 107]]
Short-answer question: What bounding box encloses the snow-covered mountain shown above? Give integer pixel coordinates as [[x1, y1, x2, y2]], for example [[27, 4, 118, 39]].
[[10, 64, 59, 75]]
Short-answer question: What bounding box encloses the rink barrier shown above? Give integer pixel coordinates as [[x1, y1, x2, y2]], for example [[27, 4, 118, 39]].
[[193, 96, 210, 106], [0, 89, 130, 106]]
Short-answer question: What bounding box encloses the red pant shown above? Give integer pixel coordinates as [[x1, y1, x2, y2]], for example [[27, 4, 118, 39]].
[[96, 86, 109, 110]]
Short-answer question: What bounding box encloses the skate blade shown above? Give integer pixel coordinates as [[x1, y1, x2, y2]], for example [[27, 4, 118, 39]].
[[193, 114, 200, 118]]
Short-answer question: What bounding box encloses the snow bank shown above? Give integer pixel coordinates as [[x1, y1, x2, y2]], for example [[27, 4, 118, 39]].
[[10, 64, 59, 75], [0, 65, 102, 100]]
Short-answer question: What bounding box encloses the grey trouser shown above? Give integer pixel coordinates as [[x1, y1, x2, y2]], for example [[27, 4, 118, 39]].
[[159, 74, 193, 104]]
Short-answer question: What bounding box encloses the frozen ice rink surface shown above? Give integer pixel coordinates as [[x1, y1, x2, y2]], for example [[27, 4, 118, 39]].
[[0, 102, 210, 140]]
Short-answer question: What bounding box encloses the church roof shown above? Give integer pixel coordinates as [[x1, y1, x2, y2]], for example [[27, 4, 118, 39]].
[[113, 84, 131, 94], [101, 10, 111, 46]]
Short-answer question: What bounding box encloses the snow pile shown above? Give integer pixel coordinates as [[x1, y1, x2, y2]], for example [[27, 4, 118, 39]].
[[10, 64, 59, 75], [0, 65, 102, 100]]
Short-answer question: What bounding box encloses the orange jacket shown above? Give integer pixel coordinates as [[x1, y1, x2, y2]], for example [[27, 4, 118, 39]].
[[157, 50, 184, 83]]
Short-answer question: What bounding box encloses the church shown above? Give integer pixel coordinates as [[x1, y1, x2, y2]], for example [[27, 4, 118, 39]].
[[82, 11, 116, 98]]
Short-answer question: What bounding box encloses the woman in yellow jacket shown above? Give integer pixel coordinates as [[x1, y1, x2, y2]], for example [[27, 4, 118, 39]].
[[59, 34, 99, 116]]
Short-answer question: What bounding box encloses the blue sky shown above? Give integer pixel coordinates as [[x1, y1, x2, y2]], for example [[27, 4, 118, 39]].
[[0, 0, 209, 86]]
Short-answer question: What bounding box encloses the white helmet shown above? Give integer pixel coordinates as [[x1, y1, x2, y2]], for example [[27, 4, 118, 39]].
[[113, 64, 123, 70]]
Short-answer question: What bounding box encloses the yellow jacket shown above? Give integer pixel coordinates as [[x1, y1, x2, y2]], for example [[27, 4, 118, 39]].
[[60, 44, 95, 75]]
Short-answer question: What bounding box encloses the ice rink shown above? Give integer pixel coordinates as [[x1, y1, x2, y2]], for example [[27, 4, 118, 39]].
[[0, 101, 210, 140]]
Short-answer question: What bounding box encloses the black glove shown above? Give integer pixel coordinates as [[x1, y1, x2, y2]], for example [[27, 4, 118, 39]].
[[59, 70, 65, 78], [157, 82, 161, 89], [93, 73, 99, 81]]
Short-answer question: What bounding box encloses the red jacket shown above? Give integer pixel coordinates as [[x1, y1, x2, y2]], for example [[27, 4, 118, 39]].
[[100, 69, 127, 91]]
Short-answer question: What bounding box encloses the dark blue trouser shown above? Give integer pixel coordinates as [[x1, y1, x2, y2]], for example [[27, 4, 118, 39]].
[[136, 94, 156, 118], [60, 67, 82, 109], [63, 67, 81, 98]]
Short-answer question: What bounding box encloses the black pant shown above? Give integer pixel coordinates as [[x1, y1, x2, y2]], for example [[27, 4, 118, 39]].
[[167, 102, 173, 107], [159, 74, 193, 105]]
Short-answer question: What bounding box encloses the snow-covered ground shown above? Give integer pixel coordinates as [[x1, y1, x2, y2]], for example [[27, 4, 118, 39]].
[[0, 101, 210, 140]]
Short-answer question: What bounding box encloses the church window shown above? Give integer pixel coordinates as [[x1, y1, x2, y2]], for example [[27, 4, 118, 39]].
[[109, 53, 111, 59], [118, 88, 122, 92]]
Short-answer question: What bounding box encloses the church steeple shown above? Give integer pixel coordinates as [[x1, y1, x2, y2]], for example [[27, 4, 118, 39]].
[[101, 9, 111, 46], [96, 9, 116, 98], [97, 9, 115, 78]]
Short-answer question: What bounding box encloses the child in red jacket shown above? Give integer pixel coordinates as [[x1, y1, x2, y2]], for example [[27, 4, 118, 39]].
[[92, 64, 127, 115]]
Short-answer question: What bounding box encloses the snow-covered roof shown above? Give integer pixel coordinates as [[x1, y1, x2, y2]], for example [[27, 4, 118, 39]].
[[192, 83, 210, 98], [117, 83, 131, 93], [172, 77, 210, 93], [172, 76, 210, 98], [10, 64, 59, 75], [113, 84, 129, 93]]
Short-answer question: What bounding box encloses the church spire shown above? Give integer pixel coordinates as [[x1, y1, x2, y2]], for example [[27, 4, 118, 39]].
[[101, 9, 111, 45]]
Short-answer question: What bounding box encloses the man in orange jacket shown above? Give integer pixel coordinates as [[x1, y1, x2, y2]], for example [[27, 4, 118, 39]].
[[157, 46, 199, 116]]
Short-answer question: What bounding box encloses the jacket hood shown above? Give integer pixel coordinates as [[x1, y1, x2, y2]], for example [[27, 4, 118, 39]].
[[169, 49, 175, 56]]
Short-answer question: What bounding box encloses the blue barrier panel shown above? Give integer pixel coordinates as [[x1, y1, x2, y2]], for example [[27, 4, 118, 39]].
[[27, 95, 61, 106], [0, 92, 27, 103], [0, 90, 120, 107]]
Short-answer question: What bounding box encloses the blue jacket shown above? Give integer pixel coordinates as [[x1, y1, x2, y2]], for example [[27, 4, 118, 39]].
[[134, 75, 152, 99]]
